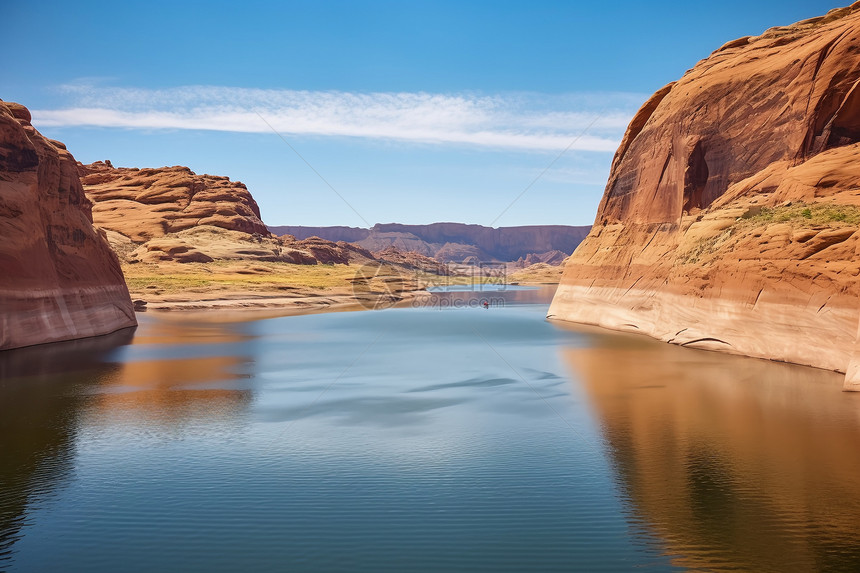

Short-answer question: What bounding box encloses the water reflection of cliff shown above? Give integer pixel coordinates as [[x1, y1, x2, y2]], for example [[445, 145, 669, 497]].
[[0, 329, 134, 563], [86, 354, 254, 428], [83, 317, 257, 428], [563, 329, 860, 571], [0, 317, 256, 564]]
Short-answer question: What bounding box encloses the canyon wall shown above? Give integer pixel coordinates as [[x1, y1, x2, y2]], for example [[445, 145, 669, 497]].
[[548, 4, 860, 389], [0, 102, 136, 350]]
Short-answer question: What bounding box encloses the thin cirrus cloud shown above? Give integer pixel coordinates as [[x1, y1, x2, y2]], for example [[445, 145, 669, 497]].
[[32, 84, 643, 152]]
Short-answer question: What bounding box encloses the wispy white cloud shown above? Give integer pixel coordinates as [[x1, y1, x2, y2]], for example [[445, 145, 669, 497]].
[[32, 84, 644, 152]]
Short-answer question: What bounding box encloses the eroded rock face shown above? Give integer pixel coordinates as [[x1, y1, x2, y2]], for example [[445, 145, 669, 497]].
[[0, 102, 136, 350], [548, 4, 860, 389], [80, 161, 269, 242], [371, 246, 450, 275], [79, 162, 434, 270], [81, 162, 327, 264]]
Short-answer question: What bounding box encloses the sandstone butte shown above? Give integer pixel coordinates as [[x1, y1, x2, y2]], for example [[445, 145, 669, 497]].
[[548, 4, 860, 390], [79, 161, 448, 276], [79, 161, 356, 266], [0, 101, 136, 350]]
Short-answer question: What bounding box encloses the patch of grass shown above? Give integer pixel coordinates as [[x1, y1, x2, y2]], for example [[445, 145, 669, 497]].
[[121, 259, 507, 298], [740, 202, 860, 226], [121, 261, 371, 293], [679, 228, 735, 266], [679, 201, 860, 266]]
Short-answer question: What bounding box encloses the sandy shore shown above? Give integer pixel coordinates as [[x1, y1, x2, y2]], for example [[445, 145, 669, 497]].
[[123, 259, 562, 318], [122, 259, 434, 316], [136, 287, 434, 315]]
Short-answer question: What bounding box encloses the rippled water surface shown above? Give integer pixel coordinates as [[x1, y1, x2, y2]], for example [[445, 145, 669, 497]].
[[2, 286, 860, 572]]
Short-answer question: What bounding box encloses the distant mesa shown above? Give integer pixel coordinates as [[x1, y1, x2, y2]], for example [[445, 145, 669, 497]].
[[268, 222, 591, 264], [548, 4, 860, 389], [0, 101, 136, 350]]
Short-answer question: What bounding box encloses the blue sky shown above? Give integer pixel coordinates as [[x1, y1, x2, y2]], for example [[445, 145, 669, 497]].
[[2, 0, 838, 227]]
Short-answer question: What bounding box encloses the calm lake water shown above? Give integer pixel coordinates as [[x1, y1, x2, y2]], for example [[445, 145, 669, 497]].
[[2, 286, 860, 572]]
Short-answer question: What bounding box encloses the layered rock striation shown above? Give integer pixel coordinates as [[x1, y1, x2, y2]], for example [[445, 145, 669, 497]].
[[79, 161, 268, 241], [79, 161, 446, 275], [548, 4, 860, 389], [80, 161, 368, 266], [0, 102, 136, 350]]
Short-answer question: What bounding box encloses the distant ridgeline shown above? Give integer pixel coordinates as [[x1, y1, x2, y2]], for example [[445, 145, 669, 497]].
[[268, 223, 591, 264]]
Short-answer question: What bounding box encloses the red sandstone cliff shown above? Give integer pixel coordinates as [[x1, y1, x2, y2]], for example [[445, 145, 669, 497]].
[[0, 102, 136, 349], [80, 162, 364, 265], [548, 4, 860, 389], [79, 161, 269, 242]]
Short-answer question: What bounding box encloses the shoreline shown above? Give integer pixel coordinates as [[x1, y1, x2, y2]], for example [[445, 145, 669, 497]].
[[134, 280, 560, 317], [136, 288, 435, 315], [548, 282, 859, 388], [121, 257, 565, 317]]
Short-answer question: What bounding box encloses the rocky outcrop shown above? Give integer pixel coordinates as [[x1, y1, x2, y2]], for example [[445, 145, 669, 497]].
[[80, 162, 355, 265], [516, 250, 568, 267], [290, 236, 375, 265], [371, 246, 450, 275], [548, 4, 860, 389], [79, 162, 444, 273], [269, 223, 591, 263], [80, 161, 269, 241], [0, 102, 136, 350]]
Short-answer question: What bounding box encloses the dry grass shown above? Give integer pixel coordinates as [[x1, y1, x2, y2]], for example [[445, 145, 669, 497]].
[[679, 229, 736, 266], [121, 259, 518, 305], [740, 202, 860, 226], [679, 202, 860, 266], [122, 261, 365, 294]]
